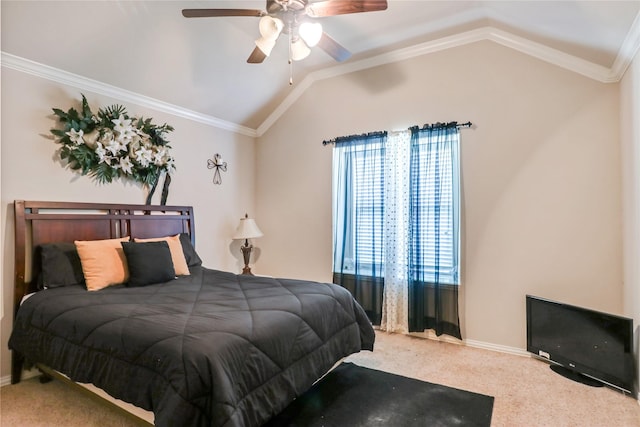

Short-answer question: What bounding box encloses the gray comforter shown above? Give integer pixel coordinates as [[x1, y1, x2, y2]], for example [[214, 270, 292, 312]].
[[9, 267, 375, 426]]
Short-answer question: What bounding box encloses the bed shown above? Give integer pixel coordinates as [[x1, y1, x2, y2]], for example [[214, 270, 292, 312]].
[[8, 200, 375, 427]]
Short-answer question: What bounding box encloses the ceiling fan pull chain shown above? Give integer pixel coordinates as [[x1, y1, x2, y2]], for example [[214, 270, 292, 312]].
[[288, 26, 294, 85]]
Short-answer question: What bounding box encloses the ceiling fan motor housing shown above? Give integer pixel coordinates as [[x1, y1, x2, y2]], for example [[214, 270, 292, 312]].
[[268, 0, 308, 14], [266, 0, 311, 36]]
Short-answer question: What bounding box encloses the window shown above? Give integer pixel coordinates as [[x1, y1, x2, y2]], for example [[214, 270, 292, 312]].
[[333, 137, 386, 278], [333, 127, 460, 285], [408, 129, 459, 284]]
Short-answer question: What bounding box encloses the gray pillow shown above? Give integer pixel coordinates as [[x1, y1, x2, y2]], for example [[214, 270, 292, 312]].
[[179, 233, 202, 267], [38, 242, 85, 289], [121, 241, 175, 287]]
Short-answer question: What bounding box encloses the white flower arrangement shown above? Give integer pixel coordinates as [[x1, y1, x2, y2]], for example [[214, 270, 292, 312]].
[[51, 94, 175, 204]]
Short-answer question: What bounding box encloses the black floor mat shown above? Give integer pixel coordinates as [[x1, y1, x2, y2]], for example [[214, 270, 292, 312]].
[[264, 362, 494, 427]]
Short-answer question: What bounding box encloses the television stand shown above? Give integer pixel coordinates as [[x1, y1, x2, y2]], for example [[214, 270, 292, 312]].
[[550, 365, 603, 388]]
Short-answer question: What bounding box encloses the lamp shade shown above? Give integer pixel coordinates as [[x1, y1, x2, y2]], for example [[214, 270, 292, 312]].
[[233, 215, 263, 240], [299, 22, 322, 47], [259, 15, 283, 40], [291, 38, 311, 61], [255, 15, 283, 57]]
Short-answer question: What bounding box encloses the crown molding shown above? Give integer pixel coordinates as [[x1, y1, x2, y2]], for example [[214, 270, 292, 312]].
[[4, 17, 639, 139], [257, 26, 623, 136], [486, 28, 613, 82], [0, 52, 257, 138], [611, 10, 640, 81]]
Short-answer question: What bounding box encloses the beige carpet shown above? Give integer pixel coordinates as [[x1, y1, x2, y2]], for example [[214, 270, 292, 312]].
[[1, 331, 639, 426]]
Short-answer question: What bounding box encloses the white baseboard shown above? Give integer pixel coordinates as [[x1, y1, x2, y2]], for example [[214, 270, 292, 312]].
[[463, 338, 531, 358], [406, 329, 531, 358]]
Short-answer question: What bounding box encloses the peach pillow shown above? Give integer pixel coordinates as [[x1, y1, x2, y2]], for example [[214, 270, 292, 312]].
[[134, 234, 190, 276], [74, 237, 130, 291]]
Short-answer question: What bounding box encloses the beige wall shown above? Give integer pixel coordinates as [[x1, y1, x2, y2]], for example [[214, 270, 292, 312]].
[[0, 68, 257, 379], [0, 38, 632, 388], [621, 49, 640, 397], [256, 40, 623, 351]]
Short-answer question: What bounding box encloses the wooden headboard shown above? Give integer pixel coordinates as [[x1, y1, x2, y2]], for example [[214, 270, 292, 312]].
[[13, 200, 195, 313], [11, 200, 196, 385]]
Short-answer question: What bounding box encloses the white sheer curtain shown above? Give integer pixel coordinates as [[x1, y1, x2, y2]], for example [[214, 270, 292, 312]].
[[380, 130, 411, 333], [332, 124, 462, 338]]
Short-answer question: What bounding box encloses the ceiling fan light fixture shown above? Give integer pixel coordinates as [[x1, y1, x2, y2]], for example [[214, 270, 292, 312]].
[[299, 22, 323, 47], [290, 38, 311, 61], [258, 15, 283, 40]]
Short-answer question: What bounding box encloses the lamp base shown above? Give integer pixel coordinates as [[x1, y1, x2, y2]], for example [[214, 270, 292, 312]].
[[240, 241, 254, 275]]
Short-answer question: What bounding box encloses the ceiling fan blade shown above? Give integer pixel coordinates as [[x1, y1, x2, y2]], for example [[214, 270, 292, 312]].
[[247, 47, 267, 64], [182, 9, 265, 18], [317, 32, 351, 62], [306, 0, 388, 18]]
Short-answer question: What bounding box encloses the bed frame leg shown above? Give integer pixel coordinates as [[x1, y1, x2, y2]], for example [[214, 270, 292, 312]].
[[39, 371, 53, 383], [11, 351, 24, 384]]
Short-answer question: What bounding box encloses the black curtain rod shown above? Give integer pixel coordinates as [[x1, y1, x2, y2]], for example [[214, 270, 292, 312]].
[[322, 131, 387, 146], [322, 121, 472, 146], [423, 121, 472, 130]]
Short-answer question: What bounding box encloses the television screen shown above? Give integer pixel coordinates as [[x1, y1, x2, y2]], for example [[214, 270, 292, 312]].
[[526, 295, 634, 393]]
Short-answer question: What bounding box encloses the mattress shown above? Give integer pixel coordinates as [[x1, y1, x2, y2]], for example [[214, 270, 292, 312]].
[[9, 266, 375, 427]]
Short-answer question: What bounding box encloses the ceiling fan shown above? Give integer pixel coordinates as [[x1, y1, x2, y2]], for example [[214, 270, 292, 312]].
[[182, 0, 388, 66]]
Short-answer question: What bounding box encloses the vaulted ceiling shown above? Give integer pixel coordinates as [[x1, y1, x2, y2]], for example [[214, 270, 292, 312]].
[[2, 1, 639, 136]]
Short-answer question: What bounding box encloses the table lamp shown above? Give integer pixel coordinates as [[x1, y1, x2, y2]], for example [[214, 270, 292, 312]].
[[232, 213, 263, 275]]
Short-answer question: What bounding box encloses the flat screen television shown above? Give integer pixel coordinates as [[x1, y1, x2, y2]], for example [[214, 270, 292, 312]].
[[526, 295, 634, 393]]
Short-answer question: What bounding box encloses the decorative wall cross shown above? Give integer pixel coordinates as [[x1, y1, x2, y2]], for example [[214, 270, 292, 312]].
[[207, 153, 227, 185]]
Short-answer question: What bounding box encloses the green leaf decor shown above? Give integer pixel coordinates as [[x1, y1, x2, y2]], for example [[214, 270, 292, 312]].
[[50, 94, 175, 204]]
